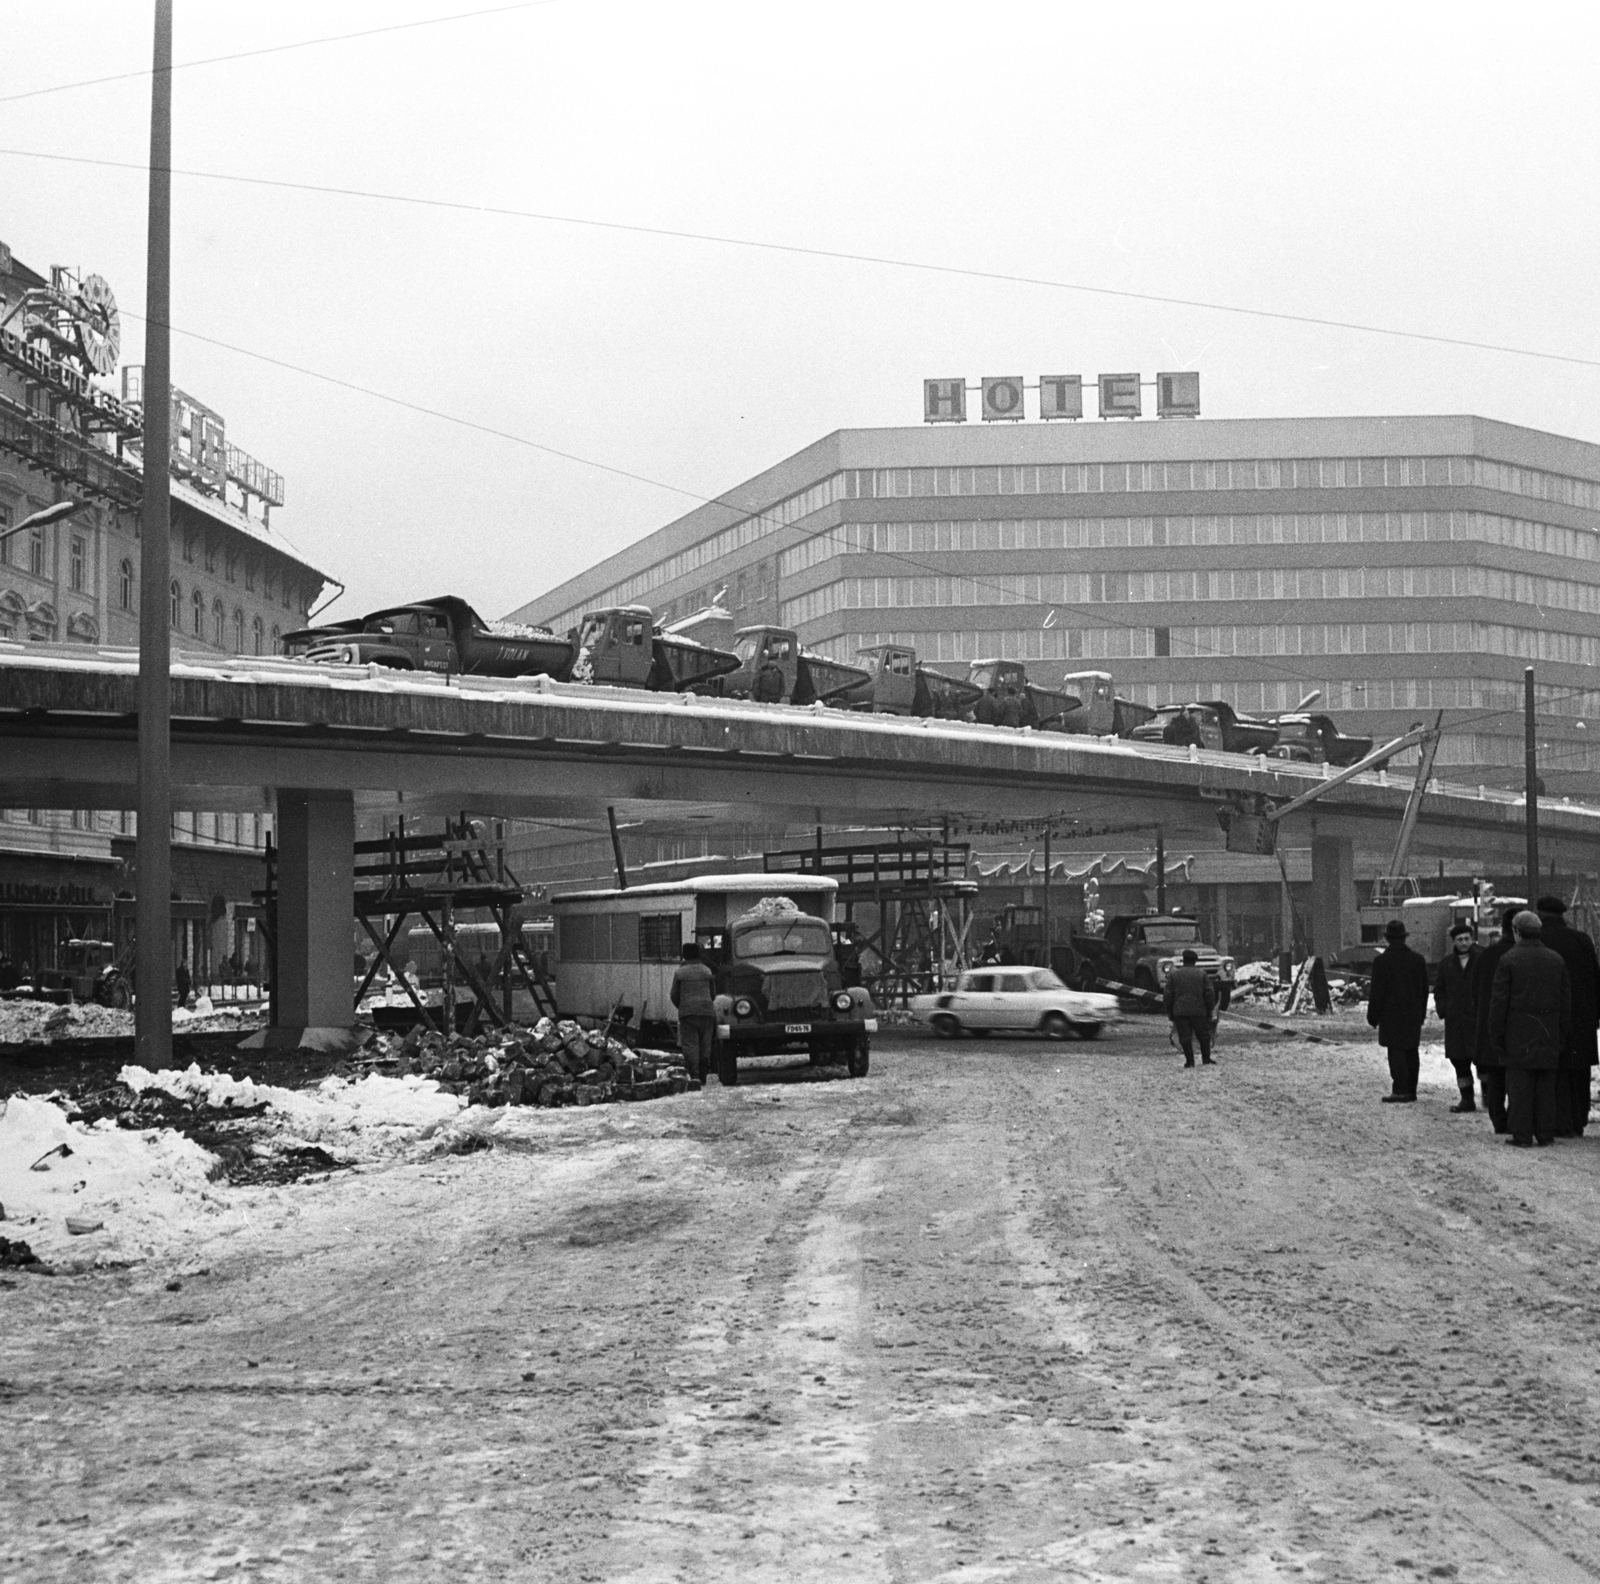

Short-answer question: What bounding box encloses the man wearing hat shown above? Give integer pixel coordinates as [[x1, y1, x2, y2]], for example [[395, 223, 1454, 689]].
[[1535, 896, 1599, 1137], [1487, 910, 1571, 1146], [1367, 918, 1432, 1102], [1433, 920, 1482, 1112], [1468, 909, 1518, 1133]]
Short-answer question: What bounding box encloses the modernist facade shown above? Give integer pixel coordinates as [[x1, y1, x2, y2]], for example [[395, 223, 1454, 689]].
[[0, 236, 331, 977], [509, 414, 1600, 797]]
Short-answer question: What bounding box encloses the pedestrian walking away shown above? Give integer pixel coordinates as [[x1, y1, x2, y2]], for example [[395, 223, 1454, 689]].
[[669, 941, 717, 1086], [1487, 910, 1572, 1147], [1434, 921, 1483, 1112], [1467, 909, 1517, 1133], [1164, 948, 1217, 1067], [1367, 919, 1430, 1102], [1535, 895, 1599, 1137]]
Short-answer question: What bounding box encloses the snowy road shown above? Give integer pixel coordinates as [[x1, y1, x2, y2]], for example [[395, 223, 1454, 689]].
[[5, 1022, 1600, 1582]]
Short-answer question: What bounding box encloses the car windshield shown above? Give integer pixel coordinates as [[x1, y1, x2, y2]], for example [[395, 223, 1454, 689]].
[[970, 664, 996, 689], [733, 916, 831, 959], [1141, 923, 1199, 945], [576, 615, 606, 649]]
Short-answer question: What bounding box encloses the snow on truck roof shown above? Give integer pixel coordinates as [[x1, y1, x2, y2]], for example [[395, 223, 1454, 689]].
[[551, 873, 838, 904]]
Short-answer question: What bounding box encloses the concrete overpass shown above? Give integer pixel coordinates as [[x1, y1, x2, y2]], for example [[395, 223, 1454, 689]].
[[2, 645, 1592, 1040]]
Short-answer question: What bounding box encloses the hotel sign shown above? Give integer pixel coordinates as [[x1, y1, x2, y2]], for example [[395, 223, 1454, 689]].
[[923, 371, 1200, 422]]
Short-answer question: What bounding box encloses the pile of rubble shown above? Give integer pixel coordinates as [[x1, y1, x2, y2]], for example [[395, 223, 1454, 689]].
[[367, 1017, 696, 1107], [1228, 959, 1367, 1012]]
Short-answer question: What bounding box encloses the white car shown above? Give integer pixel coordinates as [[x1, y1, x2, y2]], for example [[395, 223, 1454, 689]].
[[911, 968, 1121, 1040]]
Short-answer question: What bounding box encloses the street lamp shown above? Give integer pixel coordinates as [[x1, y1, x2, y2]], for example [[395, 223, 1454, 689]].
[[0, 498, 84, 546]]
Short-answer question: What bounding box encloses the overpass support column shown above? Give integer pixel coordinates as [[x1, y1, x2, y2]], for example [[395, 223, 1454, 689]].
[[250, 788, 356, 1052], [1311, 833, 1357, 958]]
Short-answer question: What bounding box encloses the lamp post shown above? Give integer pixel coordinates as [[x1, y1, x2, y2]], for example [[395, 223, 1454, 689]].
[[135, 0, 174, 1066]]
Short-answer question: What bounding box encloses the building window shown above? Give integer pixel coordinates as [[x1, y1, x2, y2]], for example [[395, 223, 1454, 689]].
[[29, 526, 44, 577], [213, 598, 225, 647], [252, 614, 263, 655], [69, 534, 86, 592], [282, 578, 292, 609], [204, 536, 217, 573], [1154, 626, 1171, 657], [0, 503, 9, 565], [264, 566, 277, 602], [233, 607, 244, 652], [170, 580, 181, 628], [225, 549, 237, 582], [119, 559, 133, 610], [183, 529, 196, 563], [244, 557, 257, 592], [191, 587, 204, 636], [270, 623, 281, 653]]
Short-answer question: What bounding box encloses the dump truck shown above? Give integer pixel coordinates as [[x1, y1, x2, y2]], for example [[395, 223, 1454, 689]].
[[36, 938, 130, 1007], [1267, 712, 1376, 767], [1065, 913, 1235, 1006], [300, 595, 572, 678], [1057, 671, 1158, 737], [696, 625, 869, 705], [833, 643, 985, 718], [567, 605, 741, 692], [1129, 700, 1279, 754], [965, 659, 1081, 730]]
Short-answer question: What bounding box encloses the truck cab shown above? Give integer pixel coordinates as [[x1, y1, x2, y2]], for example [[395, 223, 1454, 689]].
[[1059, 671, 1156, 737], [569, 606, 656, 688], [1070, 913, 1235, 1006], [967, 659, 1079, 730]]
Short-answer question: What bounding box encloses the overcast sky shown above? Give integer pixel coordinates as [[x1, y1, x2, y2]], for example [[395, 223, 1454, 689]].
[[4, 1, 1598, 620]]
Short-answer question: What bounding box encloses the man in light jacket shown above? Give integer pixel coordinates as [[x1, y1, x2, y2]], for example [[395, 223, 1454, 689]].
[[1488, 910, 1572, 1148], [1163, 948, 1217, 1068]]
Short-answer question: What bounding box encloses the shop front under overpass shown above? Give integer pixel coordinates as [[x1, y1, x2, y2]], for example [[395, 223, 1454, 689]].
[[3, 649, 1596, 1046]]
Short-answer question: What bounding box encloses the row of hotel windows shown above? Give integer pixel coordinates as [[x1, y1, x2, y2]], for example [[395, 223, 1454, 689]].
[[778, 563, 1600, 626], [541, 452, 1600, 626], [842, 454, 1600, 509], [167, 580, 283, 654], [0, 522, 91, 588], [176, 524, 300, 606], [0, 807, 269, 846], [779, 510, 1600, 575], [807, 620, 1600, 667]]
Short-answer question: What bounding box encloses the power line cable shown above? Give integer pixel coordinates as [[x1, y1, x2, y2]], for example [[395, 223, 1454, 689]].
[[0, 2, 558, 107], [4, 143, 1599, 372]]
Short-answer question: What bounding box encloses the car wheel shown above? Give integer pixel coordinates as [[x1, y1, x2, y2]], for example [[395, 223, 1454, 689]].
[[1074, 1022, 1103, 1040], [847, 1037, 869, 1078], [930, 1013, 961, 1038], [716, 1040, 738, 1087], [1042, 1011, 1071, 1040]]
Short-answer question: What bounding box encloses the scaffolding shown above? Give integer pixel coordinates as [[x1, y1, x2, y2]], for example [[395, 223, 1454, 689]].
[[764, 834, 977, 1004], [260, 815, 556, 1036]]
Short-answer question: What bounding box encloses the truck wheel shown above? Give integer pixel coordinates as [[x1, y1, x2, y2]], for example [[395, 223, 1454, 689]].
[[1041, 1011, 1071, 1041], [847, 1037, 869, 1078], [930, 1013, 961, 1039], [716, 1040, 739, 1087], [1135, 968, 1159, 996]]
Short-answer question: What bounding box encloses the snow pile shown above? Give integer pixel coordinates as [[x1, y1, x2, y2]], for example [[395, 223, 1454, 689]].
[[1228, 962, 1284, 1007], [0, 1093, 243, 1266], [0, 999, 265, 1046], [119, 1063, 464, 1154]]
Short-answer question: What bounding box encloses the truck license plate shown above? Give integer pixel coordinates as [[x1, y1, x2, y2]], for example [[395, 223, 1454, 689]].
[[785, 1023, 812, 1035]]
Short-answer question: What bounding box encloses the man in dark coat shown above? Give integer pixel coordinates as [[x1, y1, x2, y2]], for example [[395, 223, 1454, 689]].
[[669, 941, 718, 1085], [1163, 948, 1217, 1067], [1487, 910, 1571, 1147], [1468, 909, 1517, 1134], [1433, 921, 1482, 1113], [1367, 918, 1430, 1102], [1535, 895, 1598, 1138]]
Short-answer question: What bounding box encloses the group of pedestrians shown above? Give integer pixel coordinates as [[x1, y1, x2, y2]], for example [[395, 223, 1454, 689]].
[[1367, 896, 1598, 1147]]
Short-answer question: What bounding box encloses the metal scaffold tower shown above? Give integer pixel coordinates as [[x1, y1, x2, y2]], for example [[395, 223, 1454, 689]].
[[764, 833, 976, 1005]]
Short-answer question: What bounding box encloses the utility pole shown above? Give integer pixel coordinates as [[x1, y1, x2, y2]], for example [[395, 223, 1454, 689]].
[[1525, 666, 1540, 899], [1041, 822, 1051, 972], [135, 0, 174, 1066], [1155, 826, 1166, 915]]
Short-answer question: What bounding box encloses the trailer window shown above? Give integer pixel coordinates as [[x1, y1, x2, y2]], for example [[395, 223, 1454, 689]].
[[639, 913, 683, 961], [561, 915, 594, 961]]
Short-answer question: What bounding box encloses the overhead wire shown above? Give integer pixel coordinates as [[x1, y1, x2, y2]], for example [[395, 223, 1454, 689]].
[[0, 2, 559, 107], [3, 144, 1598, 372]]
